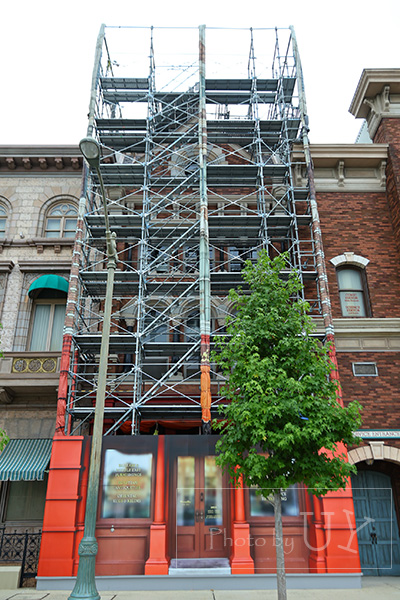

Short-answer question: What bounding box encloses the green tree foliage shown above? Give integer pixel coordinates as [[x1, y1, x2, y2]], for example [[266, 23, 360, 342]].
[[0, 429, 8, 452], [213, 251, 361, 491], [212, 252, 362, 599]]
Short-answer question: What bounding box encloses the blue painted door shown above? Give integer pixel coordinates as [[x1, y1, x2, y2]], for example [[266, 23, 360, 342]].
[[351, 470, 400, 575]]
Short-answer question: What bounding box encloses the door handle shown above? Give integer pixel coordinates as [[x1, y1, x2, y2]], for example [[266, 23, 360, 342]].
[[370, 532, 377, 544], [195, 510, 205, 522]]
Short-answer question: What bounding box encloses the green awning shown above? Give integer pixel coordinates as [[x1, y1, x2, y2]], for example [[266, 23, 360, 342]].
[[0, 439, 52, 481], [28, 274, 69, 298]]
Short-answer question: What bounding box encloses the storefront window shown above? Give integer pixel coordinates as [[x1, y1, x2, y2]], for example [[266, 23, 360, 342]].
[[249, 485, 299, 517]]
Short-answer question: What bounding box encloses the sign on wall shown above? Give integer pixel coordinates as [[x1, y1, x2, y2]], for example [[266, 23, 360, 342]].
[[101, 450, 153, 519]]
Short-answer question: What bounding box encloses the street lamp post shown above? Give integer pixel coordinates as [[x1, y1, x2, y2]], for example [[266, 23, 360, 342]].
[[69, 138, 116, 600]]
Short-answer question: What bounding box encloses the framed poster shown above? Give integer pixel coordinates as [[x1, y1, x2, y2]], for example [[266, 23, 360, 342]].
[[101, 450, 153, 519]]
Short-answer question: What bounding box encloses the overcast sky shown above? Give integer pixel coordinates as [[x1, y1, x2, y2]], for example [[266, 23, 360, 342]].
[[1, 0, 399, 146]]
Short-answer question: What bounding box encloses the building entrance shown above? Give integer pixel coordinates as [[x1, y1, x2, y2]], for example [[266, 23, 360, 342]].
[[173, 455, 228, 559], [351, 470, 400, 575]]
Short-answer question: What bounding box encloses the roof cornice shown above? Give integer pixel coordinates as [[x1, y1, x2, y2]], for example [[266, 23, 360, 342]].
[[349, 69, 400, 118], [0, 146, 83, 174]]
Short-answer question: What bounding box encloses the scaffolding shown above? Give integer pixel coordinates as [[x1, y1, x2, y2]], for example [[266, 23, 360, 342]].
[[64, 25, 322, 436]]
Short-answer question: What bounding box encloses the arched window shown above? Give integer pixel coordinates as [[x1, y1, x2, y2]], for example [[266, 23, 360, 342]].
[[0, 205, 7, 238], [143, 309, 169, 343], [44, 202, 77, 238], [337, 267, 369, 317], [184, 312, 200, 342]]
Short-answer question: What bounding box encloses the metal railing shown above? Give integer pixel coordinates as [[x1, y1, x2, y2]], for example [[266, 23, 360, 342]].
[[0, 527, 42, 587]]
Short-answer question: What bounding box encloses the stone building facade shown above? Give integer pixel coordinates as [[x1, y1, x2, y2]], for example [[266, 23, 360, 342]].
[[0, 147, 82, 533]]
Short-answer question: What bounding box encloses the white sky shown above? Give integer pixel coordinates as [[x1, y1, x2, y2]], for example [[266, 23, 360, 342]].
[[1, 0, 399, 146]]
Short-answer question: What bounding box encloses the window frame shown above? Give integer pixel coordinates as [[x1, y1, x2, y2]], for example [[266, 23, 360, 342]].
[[44, 202, 78, 239], [352, 362, 378, 377], [336, 265, 372, 318], [0, 204, 7, 238], [1, 476, 48, 526], [27, 299, 66, 352]]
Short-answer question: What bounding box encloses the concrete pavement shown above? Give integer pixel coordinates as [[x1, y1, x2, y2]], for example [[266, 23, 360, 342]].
[[0, 578, 399, 600]]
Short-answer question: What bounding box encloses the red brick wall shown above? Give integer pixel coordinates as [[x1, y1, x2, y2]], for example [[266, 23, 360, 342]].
[[337, 351, 400, 429], [375, 118, 400, 258], [317, 191, 400, 318]]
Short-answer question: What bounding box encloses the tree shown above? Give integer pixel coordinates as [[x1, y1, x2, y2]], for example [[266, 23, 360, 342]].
[[212, 251, 362, 600], [0, 429, 8, 452]]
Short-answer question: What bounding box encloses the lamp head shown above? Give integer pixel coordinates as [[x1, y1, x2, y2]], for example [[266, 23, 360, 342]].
[[79, 137, 101, 168]]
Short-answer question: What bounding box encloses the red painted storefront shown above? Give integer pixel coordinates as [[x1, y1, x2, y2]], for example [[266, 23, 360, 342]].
[[37, 434, 361, 579]]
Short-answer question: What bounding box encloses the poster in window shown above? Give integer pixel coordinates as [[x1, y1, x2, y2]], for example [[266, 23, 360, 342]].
[[101, 450, 152, 519], [341, 291, 366, 317]]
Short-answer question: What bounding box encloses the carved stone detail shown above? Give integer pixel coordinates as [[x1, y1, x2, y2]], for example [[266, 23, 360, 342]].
[[12, 357, 57, 373], [0, 387, 14, 404]]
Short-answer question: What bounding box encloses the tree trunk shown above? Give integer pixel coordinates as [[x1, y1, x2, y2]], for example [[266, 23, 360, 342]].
[[274, 490, 287, 600]]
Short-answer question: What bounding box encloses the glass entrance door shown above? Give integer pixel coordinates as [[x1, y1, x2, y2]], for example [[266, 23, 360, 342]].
[[175, 456, 226, 558]]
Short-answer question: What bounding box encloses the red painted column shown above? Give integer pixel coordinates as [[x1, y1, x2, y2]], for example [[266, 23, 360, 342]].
[[55, 334, 72, 435], [306, 445, 361, 574], [37, 436, 84, 578], [317, 446, 361, 574], [145, 435, 169, 574], [230, 473, 254, 574]]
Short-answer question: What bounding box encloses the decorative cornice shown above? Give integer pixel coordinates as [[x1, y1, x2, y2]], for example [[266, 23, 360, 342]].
[[292, 144, 388, 192], [349, 69, 400, 118], [0, 146, 82, 175], [349, 69, 400, 138]]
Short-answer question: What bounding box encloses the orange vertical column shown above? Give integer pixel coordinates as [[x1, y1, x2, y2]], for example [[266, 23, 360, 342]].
[[145, 435, 169, 574], [37, 436, 84, 578], [230, 473, 254, 574], [316, 444, 361, 574], [306, 444, 361, 574]]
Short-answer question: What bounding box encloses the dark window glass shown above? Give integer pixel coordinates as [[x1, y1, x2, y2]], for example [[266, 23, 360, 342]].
[[5, 479, 47, 521]]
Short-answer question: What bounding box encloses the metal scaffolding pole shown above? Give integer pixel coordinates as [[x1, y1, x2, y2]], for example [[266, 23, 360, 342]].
[[66, 25, 324, 435], [198, 24, 212, 434]]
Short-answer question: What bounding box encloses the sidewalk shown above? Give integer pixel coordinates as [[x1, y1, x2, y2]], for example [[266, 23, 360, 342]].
[[0, 578, 399, 600]]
